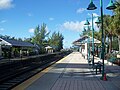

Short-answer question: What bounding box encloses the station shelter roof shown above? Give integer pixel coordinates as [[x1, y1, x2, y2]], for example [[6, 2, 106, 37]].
[[73, 35, 101, 46], [0, 38, 35, 47]]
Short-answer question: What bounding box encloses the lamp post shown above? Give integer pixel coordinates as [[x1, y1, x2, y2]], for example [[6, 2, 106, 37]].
[[91, 14, 95, 66], [87, 26, 91, 62], [83, 24, 91, 62], [87, 0, 116, 80], [84, 15, 96, 66]]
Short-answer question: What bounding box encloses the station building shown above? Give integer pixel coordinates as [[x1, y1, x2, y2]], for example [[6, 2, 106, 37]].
[[0, 38, 38, 58], [73, 35, 101, 59]]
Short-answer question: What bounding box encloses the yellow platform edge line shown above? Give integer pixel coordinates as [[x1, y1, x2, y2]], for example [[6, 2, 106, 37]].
[[12, 54, 70, 90]]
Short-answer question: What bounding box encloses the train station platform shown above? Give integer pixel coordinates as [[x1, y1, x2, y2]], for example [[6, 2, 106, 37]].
[[13, 52, 120, 90]]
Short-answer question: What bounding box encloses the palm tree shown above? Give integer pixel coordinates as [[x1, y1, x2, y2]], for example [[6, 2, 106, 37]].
[[102, 15, 116, 53], [94, 31, 101, 41], [113, 3, 120, 52]]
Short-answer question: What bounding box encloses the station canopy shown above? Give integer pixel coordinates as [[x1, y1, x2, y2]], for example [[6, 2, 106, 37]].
[[73, 35, 101, 46]]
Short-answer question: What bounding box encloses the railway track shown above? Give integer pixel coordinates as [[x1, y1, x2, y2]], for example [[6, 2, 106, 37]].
[[0, 52, 70, 90]]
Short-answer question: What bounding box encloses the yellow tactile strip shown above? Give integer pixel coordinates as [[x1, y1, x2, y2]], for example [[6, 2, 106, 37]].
[[12, 54, 71, 90]]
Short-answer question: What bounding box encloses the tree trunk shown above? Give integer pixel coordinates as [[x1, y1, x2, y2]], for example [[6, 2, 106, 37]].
[[118, 36, 120, 53]]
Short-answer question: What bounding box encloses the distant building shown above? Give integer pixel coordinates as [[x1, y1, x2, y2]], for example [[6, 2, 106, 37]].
[[45, 46, 53, 53], [73, 35, 101, 59], [0, 38, 37, 58]]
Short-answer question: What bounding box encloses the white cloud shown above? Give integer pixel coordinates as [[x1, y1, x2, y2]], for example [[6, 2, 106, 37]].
[[0, 28, 4, 31], [29, 28, 34, 33], [45, 26, 49, 32], [61, 13, 99, 32], [28, 26, 49, 34], [63, 40, 68, 44], [76, 8, 86, 13], [0, 20, 7, 23], [86, 13, 99, 31], [28, 13, 33, 17], [61, 20, 86, 32], [0, 0, 14, 10], [87, 13, 99, 17], [93, 13, 99, 17], [49, 18, 54, 21], [87, 13, 91, 17]]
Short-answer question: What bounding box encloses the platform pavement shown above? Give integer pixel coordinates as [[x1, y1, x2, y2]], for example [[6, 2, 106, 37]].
[[13, 52, 120, 90], [90, 56, 120, 89]]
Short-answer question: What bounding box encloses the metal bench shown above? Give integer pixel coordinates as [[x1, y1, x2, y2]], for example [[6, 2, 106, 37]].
[[88, 58, 92, 65], [93, 61, 103, 74], [108, 57, 117, 63]]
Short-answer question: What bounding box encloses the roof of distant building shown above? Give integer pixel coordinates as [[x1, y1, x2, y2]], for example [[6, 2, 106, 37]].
[[73, 35, 101, 46], [0, 38, 34, 47]]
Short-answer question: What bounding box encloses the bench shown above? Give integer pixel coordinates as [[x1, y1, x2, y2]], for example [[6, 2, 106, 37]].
[[88, 58, 92, 65], [93, 61, 103, 74], [108, 57, 116, 63], [108, 57, 117, 65]]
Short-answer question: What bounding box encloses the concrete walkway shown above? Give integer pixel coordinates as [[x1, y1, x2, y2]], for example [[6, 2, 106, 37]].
[[13, 52, 120, 90]]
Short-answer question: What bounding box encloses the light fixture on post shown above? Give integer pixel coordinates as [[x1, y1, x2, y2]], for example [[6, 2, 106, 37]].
[[87, 0, 116, 80], [84, 19, 90, 25], [95, 17, 101, 28], [83, 27, 87, 35], [87, 0, 97, 10], [106, 0, 116, 10]]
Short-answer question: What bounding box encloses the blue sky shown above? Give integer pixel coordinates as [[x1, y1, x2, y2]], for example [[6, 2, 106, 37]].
[[0, 0, 117, 48]]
